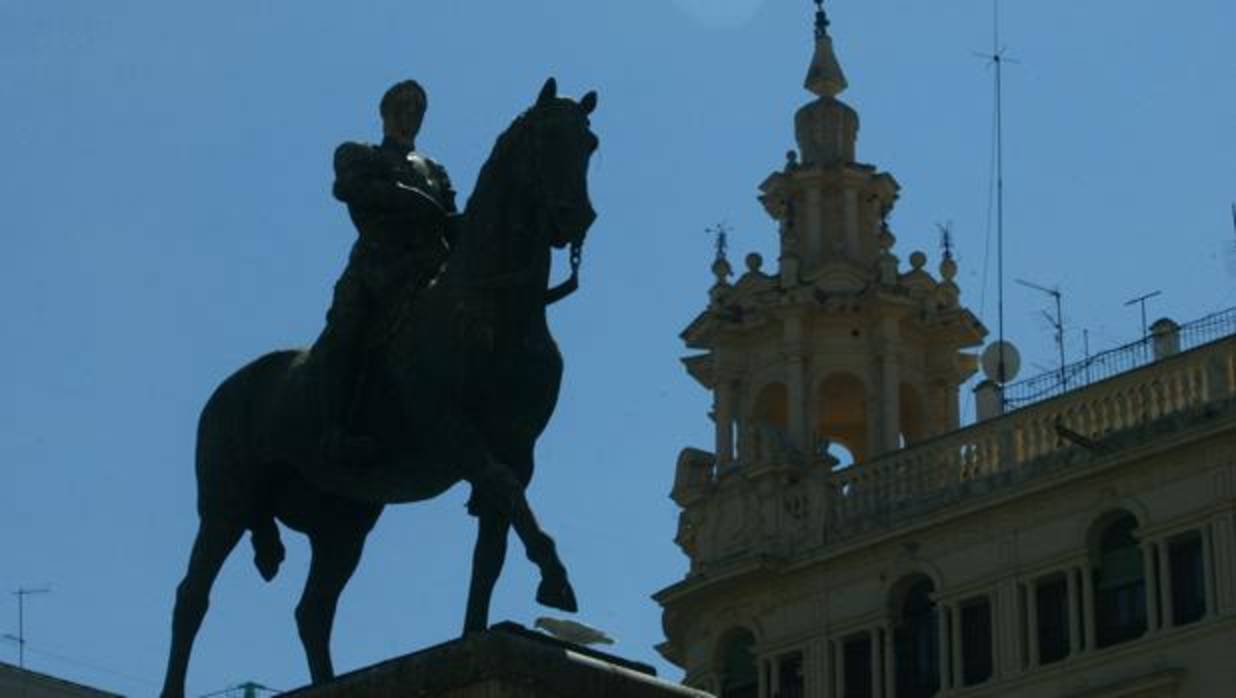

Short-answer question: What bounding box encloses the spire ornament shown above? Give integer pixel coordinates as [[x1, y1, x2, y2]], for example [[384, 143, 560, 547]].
[[814, 0, 829, 39], [804, 0, 847, 97]]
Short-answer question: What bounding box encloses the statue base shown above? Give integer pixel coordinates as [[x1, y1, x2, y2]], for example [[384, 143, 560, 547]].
[[277, 622, 710, 698]]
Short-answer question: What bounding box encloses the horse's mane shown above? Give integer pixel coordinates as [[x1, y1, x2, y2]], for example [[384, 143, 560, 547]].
[[463, 109, 537, 219]]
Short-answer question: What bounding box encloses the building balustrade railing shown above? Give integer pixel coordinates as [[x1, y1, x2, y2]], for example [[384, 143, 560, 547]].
[[827, 333, 1236, 533]]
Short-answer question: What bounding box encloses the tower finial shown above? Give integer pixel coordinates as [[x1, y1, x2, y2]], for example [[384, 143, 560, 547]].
[[814, 0, 829, 40], [804, 0, 847, 97]]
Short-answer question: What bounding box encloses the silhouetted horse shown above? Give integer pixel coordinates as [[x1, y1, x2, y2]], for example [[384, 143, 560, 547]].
[[160, 79, 599, 698]]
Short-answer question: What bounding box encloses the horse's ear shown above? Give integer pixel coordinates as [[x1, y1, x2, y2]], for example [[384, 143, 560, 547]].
[[537, 78, 558, 107], [580, 91, 597, 115]]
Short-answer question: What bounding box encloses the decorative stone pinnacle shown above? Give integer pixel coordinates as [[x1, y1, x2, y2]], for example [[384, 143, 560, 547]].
[[707, 223, 731, 263], [804, 0, 848, 97]]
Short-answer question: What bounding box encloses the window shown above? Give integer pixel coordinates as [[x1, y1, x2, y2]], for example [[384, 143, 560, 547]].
[[894, 578, 940, 698], [842, 635, 872, 698], [1094, 514, 1147, 648], [1170, 534, 1206, 626], [719, 629, 757, 698], [960, 598, 993, 686], [776, 652, 804, 698], [1036, 576, 1070, 664]]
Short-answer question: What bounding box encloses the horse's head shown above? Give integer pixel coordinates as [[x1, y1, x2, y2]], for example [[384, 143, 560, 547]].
[[521, 78, 599, 251]]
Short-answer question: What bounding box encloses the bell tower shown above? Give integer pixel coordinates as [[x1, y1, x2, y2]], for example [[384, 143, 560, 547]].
[[677, 1, 986, 484]]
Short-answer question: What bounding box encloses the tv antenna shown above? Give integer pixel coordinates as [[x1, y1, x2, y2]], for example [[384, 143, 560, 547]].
[[199, 681, 281, 698], [974, 0, 1019, 385], [6, 587, 51, 669], [1016, 278, 1067, 390], [1124, 290, 1162, 340]]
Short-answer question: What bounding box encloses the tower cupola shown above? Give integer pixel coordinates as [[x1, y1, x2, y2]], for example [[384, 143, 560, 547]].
[[795, 2, 858, 167]]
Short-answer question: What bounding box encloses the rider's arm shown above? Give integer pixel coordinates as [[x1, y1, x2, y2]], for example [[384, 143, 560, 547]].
[[332, 143, 444, 224]]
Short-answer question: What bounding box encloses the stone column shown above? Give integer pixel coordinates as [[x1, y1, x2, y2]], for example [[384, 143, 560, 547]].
[[715, 379, 735, 468], [935, 606, 950, 691], [995, 580, 1020, 679], [879, 319, 902, 454], [950, 604, 963, 688], [808, 639, 829, 698], [758, 656, 770, 698], [1203, 524, 1218, 618], [1081, 563, 1097, 650], [882, 622, 896, 698], [806, 187, 823, 267], [833, 640, 845, 698], [1067, 568, 1081, 656], [784, 318, 808, 452], [1158, 540, 1175, 628], [843, 189, 860, 258], [1142, 542, 1160, 632], [870, 629, 883, 698], [1212, 513, 1236, 614], [1025, 582, 1040, 668]]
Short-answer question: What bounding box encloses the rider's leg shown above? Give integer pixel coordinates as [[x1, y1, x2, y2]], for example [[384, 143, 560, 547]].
[[316, 263, 376, 465]]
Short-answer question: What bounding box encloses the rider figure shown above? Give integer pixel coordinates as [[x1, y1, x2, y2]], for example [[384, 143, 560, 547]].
[[317, 79, 458, 465]]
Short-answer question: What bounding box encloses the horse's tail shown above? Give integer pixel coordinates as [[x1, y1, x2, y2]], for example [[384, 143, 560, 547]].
[[251, 516, 284, 582], [194, 349, 303, 584]]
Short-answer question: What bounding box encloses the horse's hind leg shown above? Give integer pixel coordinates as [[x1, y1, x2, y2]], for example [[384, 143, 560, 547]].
[[296, 527, 367, 684], [160, 519, 244, 698], [463, 507, 510, 634]]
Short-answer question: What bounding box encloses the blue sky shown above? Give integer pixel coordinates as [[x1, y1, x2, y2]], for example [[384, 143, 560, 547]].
[[2, 1, 1233, 695]]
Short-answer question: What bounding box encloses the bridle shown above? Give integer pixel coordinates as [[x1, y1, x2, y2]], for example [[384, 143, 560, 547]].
[[470, 104, 591, 304]]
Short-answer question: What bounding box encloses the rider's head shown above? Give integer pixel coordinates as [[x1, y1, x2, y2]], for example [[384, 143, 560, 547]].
[[380, 80, 428, 147]]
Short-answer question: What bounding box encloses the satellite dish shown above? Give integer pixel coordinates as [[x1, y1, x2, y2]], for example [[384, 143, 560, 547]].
[[981, 340, 1021, 383]]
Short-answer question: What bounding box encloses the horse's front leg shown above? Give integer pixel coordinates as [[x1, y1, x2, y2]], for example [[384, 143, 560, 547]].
[[471, 460, 577, 614], [462, 507, 510, 634]]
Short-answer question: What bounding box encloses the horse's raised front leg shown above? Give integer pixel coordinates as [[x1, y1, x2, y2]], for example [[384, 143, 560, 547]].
[[161, 519, 244, 698], [296, 529, 367, 684], [463, 508, 510, 634], [472, 461, 577, 614]]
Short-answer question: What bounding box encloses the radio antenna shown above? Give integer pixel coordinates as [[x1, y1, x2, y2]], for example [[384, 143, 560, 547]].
[[1016, 278, 1067, 390], [6, 587, 51, 669], [974, 0, 1019, 384], [1124, 290, 1163, 341]]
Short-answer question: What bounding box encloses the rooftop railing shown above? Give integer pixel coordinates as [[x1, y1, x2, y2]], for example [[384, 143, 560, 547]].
[[828, 326, 1236, 534], [1003, 307, 1236, 408]]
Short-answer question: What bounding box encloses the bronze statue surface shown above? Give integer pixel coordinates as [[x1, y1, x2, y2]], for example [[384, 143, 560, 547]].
[[160, 78, 599, 698]]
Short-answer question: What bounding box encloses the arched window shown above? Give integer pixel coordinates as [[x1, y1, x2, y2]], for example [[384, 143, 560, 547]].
[[894, 577, 940, 698], [1093, 513, 1147, 648], [816, 372, 869, 463], [718, 628, 757, 698]]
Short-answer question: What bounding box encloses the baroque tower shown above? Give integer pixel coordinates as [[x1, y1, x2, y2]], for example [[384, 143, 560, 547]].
[[657, 6, 1236, 698], [659, 2, 988, 692]]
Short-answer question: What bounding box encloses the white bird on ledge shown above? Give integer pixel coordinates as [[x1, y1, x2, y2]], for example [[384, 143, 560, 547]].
[[534, 616, 615, 646]]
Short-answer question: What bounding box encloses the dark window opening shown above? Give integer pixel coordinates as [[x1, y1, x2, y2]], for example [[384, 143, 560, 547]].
[[960, 598, 993, 686], [843, 636, 873, 698], [1170, 535, 1206, 627], [1094, 514, 1147, 648], [720, 630, 757, 698], [894, 578, 940, 698], [1036, 576, 1070, 664], [775, 652, 804, 698]]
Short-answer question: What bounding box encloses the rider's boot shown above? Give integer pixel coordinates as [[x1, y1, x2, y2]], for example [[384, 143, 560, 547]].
[[318, 347, 378, 469]]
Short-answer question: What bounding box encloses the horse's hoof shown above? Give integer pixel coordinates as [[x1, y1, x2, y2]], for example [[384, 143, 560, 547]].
[[536, 578, 578, 613]]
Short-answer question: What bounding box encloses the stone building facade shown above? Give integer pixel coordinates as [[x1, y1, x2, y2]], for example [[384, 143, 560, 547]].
[[0, 662, 121, 697], [654, 7, 1236, 698]]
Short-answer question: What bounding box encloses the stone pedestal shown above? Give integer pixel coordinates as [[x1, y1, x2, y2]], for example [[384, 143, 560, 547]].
[[278, 622, 712, 698]]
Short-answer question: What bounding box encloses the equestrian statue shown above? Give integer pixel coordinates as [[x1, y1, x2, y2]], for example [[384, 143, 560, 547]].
[[159, 77, 599, 698]]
